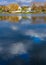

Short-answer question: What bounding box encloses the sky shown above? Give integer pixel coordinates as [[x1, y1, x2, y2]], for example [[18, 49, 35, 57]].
[[0, 0, 46, 5]]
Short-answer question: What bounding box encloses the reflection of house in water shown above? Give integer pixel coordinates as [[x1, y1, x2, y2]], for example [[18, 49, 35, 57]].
[[21, 6, 31, 12], [22, 16, 34, 24], [22, 16, 32, 20], [20, 16, 32, 24], [26, 16, 32, 23]]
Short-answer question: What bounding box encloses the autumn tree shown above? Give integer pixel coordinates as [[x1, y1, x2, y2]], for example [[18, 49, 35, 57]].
[[7, 4, 19, 11]]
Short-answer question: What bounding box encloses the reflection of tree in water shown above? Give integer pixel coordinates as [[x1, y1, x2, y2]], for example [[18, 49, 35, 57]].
[[0, 16, 46, 24], [0, 16, 9, 20], [0, 16, 22, 22], [43, 16, 46, 21], [0, 16, 2, 20], [9, 16, 19, 22], [2, 16, 9, 20], [31, 16, 37, 24], [32, 16, 46, 24]]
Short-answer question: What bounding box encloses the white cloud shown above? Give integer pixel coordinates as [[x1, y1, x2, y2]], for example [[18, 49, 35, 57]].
[[24, 30, 46, 40], [18, 0, 33, 3], [0, 1, 8, 5], [21, 21, 31, 25], [0, 0, 34, 5], [11, 26, 19, 30], [10, 43, 27, 55]]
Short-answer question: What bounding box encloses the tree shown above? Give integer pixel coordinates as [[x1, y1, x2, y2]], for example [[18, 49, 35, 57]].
[[7, 4, 19, 11], [0, 6, 3, 13]]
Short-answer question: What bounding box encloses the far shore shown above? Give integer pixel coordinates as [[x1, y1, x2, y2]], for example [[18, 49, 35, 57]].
[[0, 11, 46, 14], [0, 13, 46, 16]]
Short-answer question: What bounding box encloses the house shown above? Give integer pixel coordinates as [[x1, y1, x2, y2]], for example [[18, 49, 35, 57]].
[[21, 6, 31, 12], [11, 6, 21, 13]]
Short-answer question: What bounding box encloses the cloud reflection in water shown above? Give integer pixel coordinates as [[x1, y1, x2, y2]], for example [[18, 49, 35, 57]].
[[0, 15, 46, 65]]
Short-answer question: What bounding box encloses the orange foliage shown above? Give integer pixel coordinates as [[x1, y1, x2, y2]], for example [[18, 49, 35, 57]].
[[7, 4, 19, 11]]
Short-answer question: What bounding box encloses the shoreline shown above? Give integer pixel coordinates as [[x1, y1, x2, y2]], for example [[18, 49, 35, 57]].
[[0, 13, 46, 16]]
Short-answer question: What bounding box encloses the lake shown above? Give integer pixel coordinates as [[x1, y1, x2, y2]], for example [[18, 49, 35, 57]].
[[0, 14, 46, 65]]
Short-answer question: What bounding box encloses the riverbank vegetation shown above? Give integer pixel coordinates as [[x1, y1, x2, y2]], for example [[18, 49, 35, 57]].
[[0, 2, 46, 14]]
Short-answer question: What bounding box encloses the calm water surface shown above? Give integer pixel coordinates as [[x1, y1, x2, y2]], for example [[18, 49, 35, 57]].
[[0, 14, 46, 65]]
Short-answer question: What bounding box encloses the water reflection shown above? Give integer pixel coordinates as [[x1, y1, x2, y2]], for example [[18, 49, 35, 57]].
[[0, 16, 46, 24], [32, 16, 46, 24], [0, 15, 46, 65]]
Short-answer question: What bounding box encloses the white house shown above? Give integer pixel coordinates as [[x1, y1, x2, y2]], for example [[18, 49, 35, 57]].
[[27, 7, 31, 12], [11, 6, 22, 13]]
